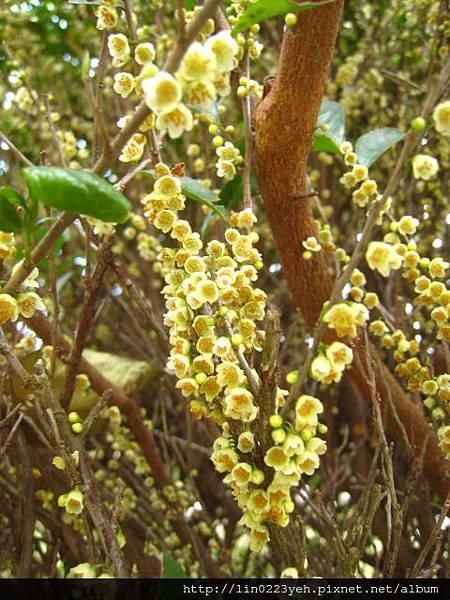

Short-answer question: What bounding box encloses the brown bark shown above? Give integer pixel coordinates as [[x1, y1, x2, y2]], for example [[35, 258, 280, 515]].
[[254, 2, 450, 499]]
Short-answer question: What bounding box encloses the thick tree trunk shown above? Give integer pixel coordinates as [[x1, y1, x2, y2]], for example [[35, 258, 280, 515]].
[[254, 0, 450, 509]]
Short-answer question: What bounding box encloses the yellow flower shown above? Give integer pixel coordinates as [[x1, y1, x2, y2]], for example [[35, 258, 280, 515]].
[[241, 300, 265, 321], [171, 219, 193, 242], [175, 377, 199, 397], [180, 42, 216, 82], [64, 488, 84, 515], [0, 294, 19, 324], [325, 341, 353, 371], [266, 505, 290, 527], [217, 141, 240, 162], [184, 256, 206, 274], [303, 236, 321, 252], [154, 174, 181, 198], [216, 361, 243, 388], [95, 5, 118, 30], [154, 209, 177, 233], [211, 447, 239, 473], [295, 395, 323, 428], [212, 336, 232, 357], [306, 437, 327, 456], [310, 354, 332, 381], [167, 354, 190, 378], [433, 100, 450, 136], [113, 72, 135, 98], [236, 208, 257, 230], [228, 462, 252, 487], [11, 262, 40, 288], [297, 451, 320, 475], [237, 431, 255, 453], [0, 233, 16, 261], [213, 72, 232, 97], [142, 72, 182, 115], [119, 135, 145, 163], [247, 489, 269, 514], [398, 215, 419, 235], [323, 302, 367, 338], [223, 387, 258, 422], [184, 81, 217, 108], [264, 446, 289, 470], [17, 292, 46, 319], [196, 280, 219, 304], [192, 354, 214, 374], [205, 31, 238, 72], [193, 315, 213, 337], [412, 154, 439, 180], [196, 335, 216, 354], [217, 159, 236, 180], [156, 104, 193, 139], [366, 241, 403, 277], [429, 257, 449, 279], [135, 42, 156, 65], [249, 524, 270, 552], [108, 34, 130, 58], [200, 375, 222, 402], [282, 433, 305, 457]]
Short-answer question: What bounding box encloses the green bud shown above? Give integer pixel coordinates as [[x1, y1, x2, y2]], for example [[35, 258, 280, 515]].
[[71, 422, 84, 434], [231, 333, 244, 346], [271, 428, 286, 444], [286, 370, 299, 385], [68, 411, 82, 424], [269, 414, 283, 428], [285, 13, 298, 27], [195, 372, 208, 385], [300, 429, 313, 442], [410, 117, 426, 133], [251, 469, 265, 485]]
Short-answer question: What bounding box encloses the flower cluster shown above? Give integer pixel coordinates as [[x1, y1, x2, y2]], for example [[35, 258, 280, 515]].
[[142, 30, 238, 138], [0, 259, 45, 325], [142, 165, 264, 420], [140, 164, 328, 551], [310, 341, 354, 384], [226, 395, 326, 552], [323, 301, 369, 338]]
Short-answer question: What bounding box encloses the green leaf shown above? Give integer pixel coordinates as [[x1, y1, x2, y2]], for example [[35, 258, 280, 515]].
[[188, 102, 219, 122], [355, 128, 405, 167], [162, 553, 187, 579], [313, 99, 345, 154], [232, 0, 335, 34], [219, 174, 244, 210], [219, 172, 259, 209], [0, 187, 24, 232], [181, 177, 218, 204], [23, 167, 130, 223]]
